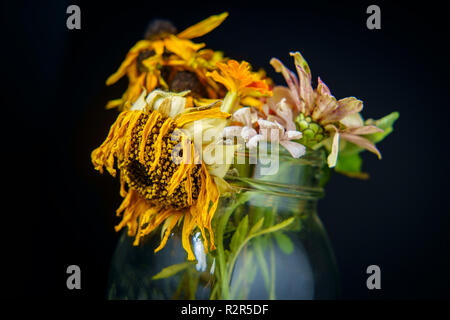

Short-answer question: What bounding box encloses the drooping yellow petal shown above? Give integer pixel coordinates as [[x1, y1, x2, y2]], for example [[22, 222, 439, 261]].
[[106, 51, 140, 86], [203, 163, 218, 251], [154, 213, 183, 253], [152, 40, 165, 55], [164, 35, 205, 61], [181, 213, 196, 260], [123, 111, 145, 158], [167, 137, 195, 195], [105, 40, 152, 85], [91, 111, 132, 176], [175, 107, 230, 127], [184, 165, 195, 205], [105, 99, 124, 110], [177, 12, 228, 39], [149, 118, 174, 172], [138, 111, 161, 163]]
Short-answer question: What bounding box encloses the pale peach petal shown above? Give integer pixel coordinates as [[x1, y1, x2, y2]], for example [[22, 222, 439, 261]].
[[257, 119, 283, 131], [316, 77, 331, 96], [340, 112, 364, 128], [284, 130, 302, 140], [347, 125, 383, 135], [241, 126, 257, 141], [261, 104, 270, 117], [268, 86, 296, 109], [247, 134, 264, 149], [275, 98, 296, 131], [290, 52, 314, 113], [280, 140, 306, 158], [289, 51, 311, 77], [266, 114, 284, 125], [232, 107, 253, 126], [270, 58, 302, 111], [340, 133, 382, 159], [312, 91, 339, 122], [222, 126, 243, 138], [322, 97, 363, 124], [327, 130, 340, 168]]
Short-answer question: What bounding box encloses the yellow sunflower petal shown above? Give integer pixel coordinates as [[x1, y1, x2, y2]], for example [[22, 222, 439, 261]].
[[154, 213, 183, 253], [149, 118, 174, 172], [138, 111, 161, 163], [181, 213, 196, 260], [175, 107, 230, 127], [177, 12, 228, 39], [105, 39, 153, 86], [105, 98, 124, 110], [164, 36, 205, 61]]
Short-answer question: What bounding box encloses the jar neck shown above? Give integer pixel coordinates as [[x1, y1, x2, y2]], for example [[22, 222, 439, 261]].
[[225, 148, 329, 202]]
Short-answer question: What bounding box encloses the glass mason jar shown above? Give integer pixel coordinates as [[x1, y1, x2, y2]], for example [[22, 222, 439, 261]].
[[107, 149, 340, 300]]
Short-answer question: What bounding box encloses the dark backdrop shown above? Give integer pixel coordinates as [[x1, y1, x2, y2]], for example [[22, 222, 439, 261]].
[[4, 0, 449, 299]]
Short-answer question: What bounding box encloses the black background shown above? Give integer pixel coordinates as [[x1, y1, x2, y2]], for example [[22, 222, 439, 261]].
[[3, 0, 450, 300]]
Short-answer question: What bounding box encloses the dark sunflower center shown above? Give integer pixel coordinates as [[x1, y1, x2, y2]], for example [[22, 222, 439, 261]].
[[144, 19, 177, 40], [169, 71, 206, 97], [137, 49, 155, 73], [121, 112, 201, 209]]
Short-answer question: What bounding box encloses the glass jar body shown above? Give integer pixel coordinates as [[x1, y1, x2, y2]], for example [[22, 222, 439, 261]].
[[107, 151, 339, 299]]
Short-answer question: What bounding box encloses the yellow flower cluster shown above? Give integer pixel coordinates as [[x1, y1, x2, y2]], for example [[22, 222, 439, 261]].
[[105, 12, 271, 113]]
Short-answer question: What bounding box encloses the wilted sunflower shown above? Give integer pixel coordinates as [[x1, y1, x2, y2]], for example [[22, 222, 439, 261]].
[[270, 52, 383, 167], [105, 12, 229, 111], [91, 90, 236, 260]]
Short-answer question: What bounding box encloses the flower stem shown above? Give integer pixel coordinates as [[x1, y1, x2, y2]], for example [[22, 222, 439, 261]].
[[269, 241, 276, 300], [221, 91, 238, 114]]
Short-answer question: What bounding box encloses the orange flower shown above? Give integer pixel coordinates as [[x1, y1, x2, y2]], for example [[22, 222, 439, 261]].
[[207, 60, 272, 113], [208, 60, 271, 96]]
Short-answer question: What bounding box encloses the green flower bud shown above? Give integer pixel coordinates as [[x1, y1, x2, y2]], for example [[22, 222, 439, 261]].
[[295, 113, 327, 147]]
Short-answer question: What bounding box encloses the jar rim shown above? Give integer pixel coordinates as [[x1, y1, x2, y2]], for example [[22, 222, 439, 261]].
[[233, 148, 325, 167], [225, 175, 325, 200], [225, 148, 326, 200]]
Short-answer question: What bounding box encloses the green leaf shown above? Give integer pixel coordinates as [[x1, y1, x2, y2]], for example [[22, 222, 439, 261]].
[[230, 215, 249, 252], [335, 152, 363, 172], [339, 111, 400, 156], [225, 217, 295, 286], [365, 111, 400, 144], [151, 262, 193, 280], [249, 217, 265, 235], [335, 152, 370, 179], [253, 217, 295, 238], [263, 207, 275, 228], [274, 232, 294, 255], [253, 238, 270, 292]]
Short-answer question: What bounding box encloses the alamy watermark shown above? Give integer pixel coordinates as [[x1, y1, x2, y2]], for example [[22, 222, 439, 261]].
[[366, 265, 381, 290], [169, 121, 281, 176], [66, 5, 81, 30], [66, 265, 81, 290], [366, 5, 381, 30]]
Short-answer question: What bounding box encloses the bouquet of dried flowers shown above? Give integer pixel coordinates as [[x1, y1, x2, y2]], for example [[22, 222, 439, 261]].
[[92, 12, 398, 299]]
